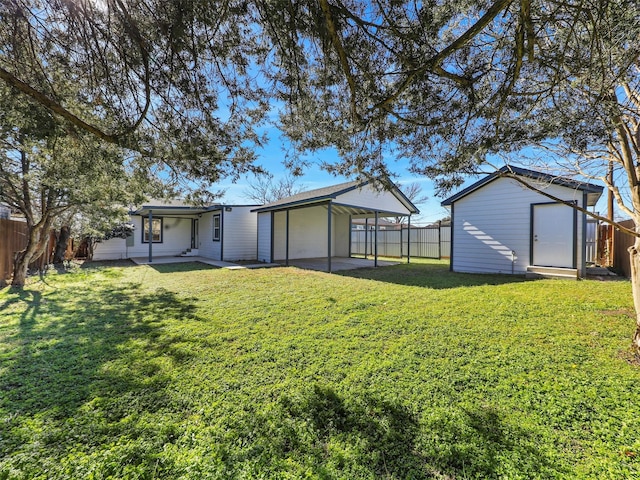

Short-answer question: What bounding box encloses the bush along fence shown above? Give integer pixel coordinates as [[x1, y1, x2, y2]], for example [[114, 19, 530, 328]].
[[351, 223, 451, 259]]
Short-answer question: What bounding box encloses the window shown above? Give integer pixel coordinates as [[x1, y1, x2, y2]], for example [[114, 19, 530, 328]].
[[142, 217, 163, 243], [212, 214, 221, 241]]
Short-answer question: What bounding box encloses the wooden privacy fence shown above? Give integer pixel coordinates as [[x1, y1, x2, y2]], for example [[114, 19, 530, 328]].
[[612, 219, 635, 278], [0, 219, 69, 285], [351, 224, 451, 259], [0, 218, 29, 285]]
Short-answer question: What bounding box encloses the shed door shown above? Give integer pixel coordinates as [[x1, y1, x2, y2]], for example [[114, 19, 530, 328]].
[[532, 203, 575, 268]]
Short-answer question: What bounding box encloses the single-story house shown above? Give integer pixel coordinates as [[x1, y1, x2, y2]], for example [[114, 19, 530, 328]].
[[441, 166, 603, 278], [252, 180, 419, 272], [93, 180, 419, 270], [93, 203, 260, 262]]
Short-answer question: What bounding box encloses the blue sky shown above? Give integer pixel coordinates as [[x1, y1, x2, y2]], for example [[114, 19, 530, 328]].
[[216, 125, 453, 224], [215, 120, 612, 224]]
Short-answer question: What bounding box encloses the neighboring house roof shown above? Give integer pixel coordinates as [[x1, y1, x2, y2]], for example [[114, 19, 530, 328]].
[[441, 166, 604, 207], [252, 179, 419, 214]]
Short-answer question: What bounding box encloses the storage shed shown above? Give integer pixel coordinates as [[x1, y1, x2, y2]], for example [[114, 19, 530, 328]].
[[441, 166, 603, 278], [253, 180, 419, 272]]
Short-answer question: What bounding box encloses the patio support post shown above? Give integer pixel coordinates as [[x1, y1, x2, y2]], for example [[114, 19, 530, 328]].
[[285, 209, 290, 266], [374, 210, 378, 267], [364, 218, 368, 259], [407, 215, 411, 264], [148, 210, 153, 263], [348, 215, 352, 258], [327, 202, 332, 273], [270, 211, 275, 263]]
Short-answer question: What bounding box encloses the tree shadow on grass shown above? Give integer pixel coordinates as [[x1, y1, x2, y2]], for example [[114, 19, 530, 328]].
[[338, 262, 528, 290], [220, 384, 562, 479], [79, 259, 219, 274], [0, 280, 203, 475]]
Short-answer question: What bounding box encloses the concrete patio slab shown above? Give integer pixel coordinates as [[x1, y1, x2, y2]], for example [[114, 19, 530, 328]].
[[279, 257, 400, 272]]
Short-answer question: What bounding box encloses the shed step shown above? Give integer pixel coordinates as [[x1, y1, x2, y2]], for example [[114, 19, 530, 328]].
[[526, 266, 578, 280]]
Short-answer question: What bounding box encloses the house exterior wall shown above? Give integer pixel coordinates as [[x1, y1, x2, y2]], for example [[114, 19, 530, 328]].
[[272, 206, 333, 260], [333, 213, 350, 257], [93, 215, 192, 260], [450, 177, 586, 275], [336, 185, 410, 215], [257, 212, 272, 263], [221, 206, 258, 261], [92, 237, 128, 260], [198, 207, 257, 261], [268, 205, 354, 261], [199, 211, 221, 260]]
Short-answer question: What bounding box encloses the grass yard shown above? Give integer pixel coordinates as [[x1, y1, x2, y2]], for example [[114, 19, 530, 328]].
[[1, 259, 639, 479]]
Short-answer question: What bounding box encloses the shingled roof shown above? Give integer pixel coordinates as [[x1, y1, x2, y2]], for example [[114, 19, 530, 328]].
[[252, 179, 419, 214]]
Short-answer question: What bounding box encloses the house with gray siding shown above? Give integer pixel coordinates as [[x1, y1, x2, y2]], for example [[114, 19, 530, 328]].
[[93, 203, 260, 262], [93, 179, 420, 270]]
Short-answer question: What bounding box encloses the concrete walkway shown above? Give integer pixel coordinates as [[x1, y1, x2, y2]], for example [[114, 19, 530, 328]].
[[130, 256, 279, 270]]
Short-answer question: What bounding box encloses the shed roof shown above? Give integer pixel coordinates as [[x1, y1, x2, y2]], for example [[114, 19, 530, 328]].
[[252, 179, 419, 215], [441, 166, 604, 207]]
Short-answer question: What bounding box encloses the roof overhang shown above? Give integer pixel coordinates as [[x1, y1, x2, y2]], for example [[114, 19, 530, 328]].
[[252, 198, 413, 217], [132, 205, 209, 216]]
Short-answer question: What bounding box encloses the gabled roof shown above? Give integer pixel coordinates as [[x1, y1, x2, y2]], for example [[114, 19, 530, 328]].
[[441, 166, 604, 207], [252, 180, 362, 212], [251, 179, 419, 214]]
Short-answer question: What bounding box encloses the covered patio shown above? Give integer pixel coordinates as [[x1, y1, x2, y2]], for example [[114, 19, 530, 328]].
[[254, 180, 420, 273]]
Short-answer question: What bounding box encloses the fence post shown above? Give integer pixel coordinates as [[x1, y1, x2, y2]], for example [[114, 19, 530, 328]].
[[364, 218, 368, 259], [407, 215, 411, 263], [438, 220, 442, 259]]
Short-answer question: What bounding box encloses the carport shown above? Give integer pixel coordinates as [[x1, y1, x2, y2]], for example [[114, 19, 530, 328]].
[[252, 180, 419, 273]]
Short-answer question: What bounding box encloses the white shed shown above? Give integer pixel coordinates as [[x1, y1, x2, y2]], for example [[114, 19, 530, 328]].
[[441, 166, 603, 278], [253, 180, 419, 272]]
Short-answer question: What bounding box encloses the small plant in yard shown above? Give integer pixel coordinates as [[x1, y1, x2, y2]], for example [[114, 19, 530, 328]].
[[0, 259, 639, 479]]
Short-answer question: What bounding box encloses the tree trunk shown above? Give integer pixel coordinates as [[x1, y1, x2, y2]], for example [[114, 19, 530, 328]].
[[86, 238, 96, 261], [11, 221, 51, 288], [52, 225, 71, 264], [629, 239, 640, 353]]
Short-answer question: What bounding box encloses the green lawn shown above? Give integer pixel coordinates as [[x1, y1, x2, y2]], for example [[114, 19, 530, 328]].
[[1, 259, 639, 479]]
